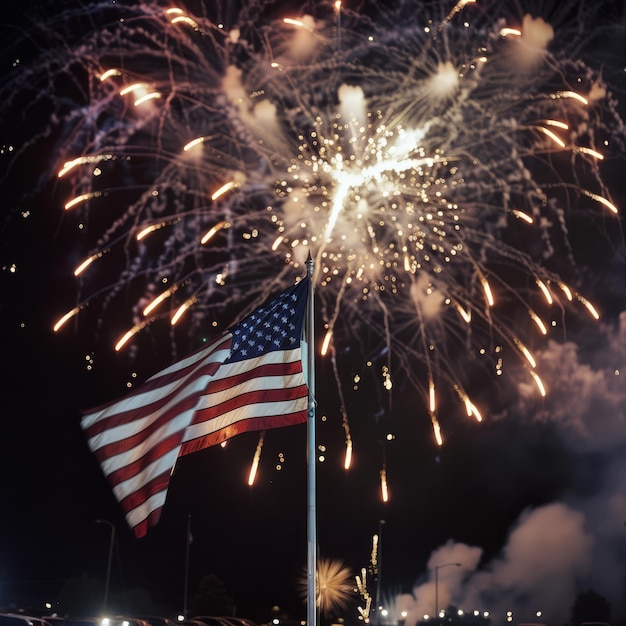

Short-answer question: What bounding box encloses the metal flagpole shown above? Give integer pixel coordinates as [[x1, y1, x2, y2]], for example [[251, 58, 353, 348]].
[[306, 253, 317, 626]]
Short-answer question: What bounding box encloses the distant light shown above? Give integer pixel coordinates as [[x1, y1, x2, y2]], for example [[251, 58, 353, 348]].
[[272, 620, 280, 625]]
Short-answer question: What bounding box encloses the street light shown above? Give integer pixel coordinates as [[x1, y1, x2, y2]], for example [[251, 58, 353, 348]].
[[95, 519, 116, 614], [434, 562, 461, 625]]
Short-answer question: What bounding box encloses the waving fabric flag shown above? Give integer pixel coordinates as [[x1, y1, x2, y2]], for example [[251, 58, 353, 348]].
[[81, 277, 310, 538]]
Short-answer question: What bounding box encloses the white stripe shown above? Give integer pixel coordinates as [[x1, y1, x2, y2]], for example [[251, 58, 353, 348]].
[[126, 489, 168, 530], [112, 446, 180, 500], [183, 396, 308, 442]]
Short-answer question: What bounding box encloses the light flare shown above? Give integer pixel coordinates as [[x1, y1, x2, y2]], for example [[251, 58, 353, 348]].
[[143, 285, 179, 316], [552, 90, 588, 105], [53, 307, 80, 332], [99, 69, 121, 81], [455, 303, 472, 324], [171, 297, 197, 325], [115, 322, 149, 351], [500, 27, 522, 38], [58, 154, 114, 177], [134, 92, 162, 106], [577, 147, 604, 160], [211, 181, 237, 201], [536, 126, 566, 148], [73, 252, 104, 277], [536, 279, 553, 305], [248, 433, 264, 486], [183, 136, 210, 152], [344, 438, 352, 470], [428, 377, 436, 413], [529, 370, 547, 397], [513, 337, 537, 369], [200, 220, 230, 245], [558, 282, 573, 301], [481, 275, 495, 307], [321, 329, 333, 356], [283, 18, 313, 32], [511, 209, 534, 224], [577, 295, 600, 320], [581, 189, 618, 214], [529, 310, 548, 335], [431, 415, 443, 446], [136, 222, 168, 241], [64, 192, 102, 210], [380, 467, 389, 502]]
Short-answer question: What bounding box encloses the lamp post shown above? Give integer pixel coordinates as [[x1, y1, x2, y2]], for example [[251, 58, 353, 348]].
[[434, 562, 461, 626], [95, 519, 116, 614]]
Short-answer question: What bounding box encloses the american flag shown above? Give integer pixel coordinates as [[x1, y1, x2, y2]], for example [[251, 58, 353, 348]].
[[81, 278, 310, 538]]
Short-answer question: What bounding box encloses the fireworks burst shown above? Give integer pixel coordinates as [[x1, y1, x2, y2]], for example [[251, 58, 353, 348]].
[[299, 557, 355, 616], [2, 0, 624, 451]]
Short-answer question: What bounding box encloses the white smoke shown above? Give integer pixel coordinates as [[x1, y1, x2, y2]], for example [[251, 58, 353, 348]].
[[398, 312, 626, 623], [512, 14, 554, 70]]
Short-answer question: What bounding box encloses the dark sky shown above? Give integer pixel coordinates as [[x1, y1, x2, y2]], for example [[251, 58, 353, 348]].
[[1, 1, 626, 625]]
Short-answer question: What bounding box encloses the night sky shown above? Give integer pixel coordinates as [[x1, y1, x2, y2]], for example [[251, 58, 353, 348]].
[[1, 1, 626, 625]]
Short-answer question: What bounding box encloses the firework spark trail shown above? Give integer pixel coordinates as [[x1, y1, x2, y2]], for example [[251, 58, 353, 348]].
[[2, 0, 624, 453]]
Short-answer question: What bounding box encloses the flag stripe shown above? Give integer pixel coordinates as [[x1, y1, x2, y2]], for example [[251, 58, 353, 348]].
[[205, 352, 303, 394], [185, 393, 307, 445], [125, 479, 170, 537], [180, 411, 308, 455], [117, 460, 174, 515], [104, 430, 184, 485]]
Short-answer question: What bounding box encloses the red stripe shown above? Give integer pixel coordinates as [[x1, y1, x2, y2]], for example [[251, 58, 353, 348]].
[[180, 409, 307, 456]]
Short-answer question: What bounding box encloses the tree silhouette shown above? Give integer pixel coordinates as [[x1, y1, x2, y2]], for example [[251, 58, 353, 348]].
[[189, 574, 234, 616]]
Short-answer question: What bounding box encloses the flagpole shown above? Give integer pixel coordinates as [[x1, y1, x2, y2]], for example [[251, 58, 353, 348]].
[[306, 253, 317, 626]]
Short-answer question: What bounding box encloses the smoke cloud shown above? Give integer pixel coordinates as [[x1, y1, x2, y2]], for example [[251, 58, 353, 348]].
[[396, 312, 626, 624]]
